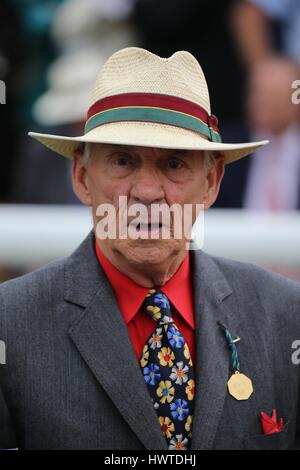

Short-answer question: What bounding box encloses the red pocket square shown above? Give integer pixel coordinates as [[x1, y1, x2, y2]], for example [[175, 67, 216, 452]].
[[261, 408, 283, 435]]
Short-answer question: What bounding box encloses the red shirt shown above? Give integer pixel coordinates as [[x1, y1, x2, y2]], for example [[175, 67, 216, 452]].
[[95, 242, 196, 366]]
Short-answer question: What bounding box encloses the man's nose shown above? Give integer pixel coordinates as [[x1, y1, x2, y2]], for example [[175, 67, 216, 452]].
[[130, 165, 165, 204]]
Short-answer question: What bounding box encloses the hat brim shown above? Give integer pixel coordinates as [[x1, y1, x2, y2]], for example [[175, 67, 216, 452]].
[[28, 121, 269, 164]]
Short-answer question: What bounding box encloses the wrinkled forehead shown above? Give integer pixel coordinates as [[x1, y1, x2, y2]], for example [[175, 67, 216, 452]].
[[92, 143, 203, 158]]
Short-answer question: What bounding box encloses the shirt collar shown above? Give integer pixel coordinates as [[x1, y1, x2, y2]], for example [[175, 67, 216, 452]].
[[95, 241, 195, 330]]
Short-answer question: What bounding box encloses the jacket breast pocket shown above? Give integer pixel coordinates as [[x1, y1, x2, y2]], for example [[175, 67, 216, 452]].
[[243, 422, 291, 450]]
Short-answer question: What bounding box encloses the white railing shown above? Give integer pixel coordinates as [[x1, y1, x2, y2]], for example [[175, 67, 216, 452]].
[[0, 204, 299, 269]]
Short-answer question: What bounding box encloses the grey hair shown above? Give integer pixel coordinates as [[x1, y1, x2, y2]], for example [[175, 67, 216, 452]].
[[79, 142, 92, 165], [203, 150, 219, 174]]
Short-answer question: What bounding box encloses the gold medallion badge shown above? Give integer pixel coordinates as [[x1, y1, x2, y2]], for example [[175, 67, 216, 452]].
[[227, 371, 253, 401]]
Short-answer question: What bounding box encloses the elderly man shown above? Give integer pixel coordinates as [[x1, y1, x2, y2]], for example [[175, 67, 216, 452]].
[[1, 47, 300, 450]]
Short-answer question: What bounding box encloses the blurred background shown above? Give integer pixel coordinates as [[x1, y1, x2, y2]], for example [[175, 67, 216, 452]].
[[0, 0, 300, 282]]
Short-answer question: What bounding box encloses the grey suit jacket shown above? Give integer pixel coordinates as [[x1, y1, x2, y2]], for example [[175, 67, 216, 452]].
[[1, 231, 300, 450]]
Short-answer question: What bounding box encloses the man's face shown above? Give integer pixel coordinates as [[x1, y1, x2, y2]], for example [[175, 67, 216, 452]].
[[72, 143, 224, 269]]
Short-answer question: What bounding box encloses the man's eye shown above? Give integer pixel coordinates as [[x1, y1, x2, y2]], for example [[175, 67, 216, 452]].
[[113, 155, 132, 166], [166, 159, 185, 170]]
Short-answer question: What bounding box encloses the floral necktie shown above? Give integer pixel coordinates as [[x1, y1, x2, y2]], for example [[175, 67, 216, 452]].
[[140, 289, 195, 450]]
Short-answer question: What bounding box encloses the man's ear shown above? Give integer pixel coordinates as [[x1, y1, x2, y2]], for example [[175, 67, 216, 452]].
[[203, 156, 225, 210], [71, 149, 92, 206]]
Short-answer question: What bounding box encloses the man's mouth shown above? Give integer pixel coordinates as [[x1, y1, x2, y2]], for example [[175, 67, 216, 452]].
[[136, 222, 163, 232]]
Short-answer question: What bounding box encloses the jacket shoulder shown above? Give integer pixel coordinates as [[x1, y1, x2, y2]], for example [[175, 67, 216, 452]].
[[0, 257, 66, 316], [201, 251, 300, 317]]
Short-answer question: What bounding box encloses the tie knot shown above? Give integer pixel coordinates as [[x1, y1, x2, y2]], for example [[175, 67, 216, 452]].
[[142, 289, 174, 325]]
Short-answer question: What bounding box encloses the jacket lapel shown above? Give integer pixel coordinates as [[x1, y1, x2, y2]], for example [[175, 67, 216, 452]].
[[65, 231, 168, 450], [190, 249, 242, 450]]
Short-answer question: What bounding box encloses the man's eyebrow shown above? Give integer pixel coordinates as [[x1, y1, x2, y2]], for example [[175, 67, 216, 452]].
[[164, 149, 190, 157], [104, 145, 132, 152]]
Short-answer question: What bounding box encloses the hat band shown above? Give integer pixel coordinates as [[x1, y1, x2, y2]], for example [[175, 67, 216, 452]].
[[85, 93, 222, 143]]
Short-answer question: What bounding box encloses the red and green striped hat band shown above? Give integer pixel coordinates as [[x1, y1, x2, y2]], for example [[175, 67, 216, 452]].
[[85, 93, 222, 143]]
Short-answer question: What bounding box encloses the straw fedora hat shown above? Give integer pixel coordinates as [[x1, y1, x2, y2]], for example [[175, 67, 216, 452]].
[[29, 47, 268, 164]]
